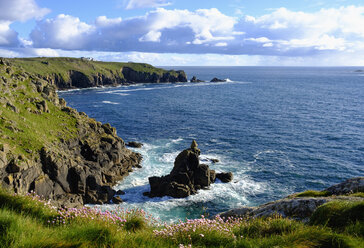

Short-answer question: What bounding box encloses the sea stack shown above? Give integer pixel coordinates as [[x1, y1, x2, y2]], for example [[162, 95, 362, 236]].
[[147, 140, 233, 198]]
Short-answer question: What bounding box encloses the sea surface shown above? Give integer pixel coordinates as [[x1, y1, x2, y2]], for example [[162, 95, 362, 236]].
[[59, 67, 364, 222]]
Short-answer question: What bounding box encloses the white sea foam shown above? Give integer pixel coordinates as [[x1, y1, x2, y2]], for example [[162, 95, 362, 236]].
[[102, 101, 120, 105]]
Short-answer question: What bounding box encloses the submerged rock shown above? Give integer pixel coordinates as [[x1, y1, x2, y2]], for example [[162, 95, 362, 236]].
[[147, 140, 232, 198]]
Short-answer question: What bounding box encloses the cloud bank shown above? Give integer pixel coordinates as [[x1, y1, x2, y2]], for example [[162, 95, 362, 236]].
[[1, 1, 364, 65], [27, 6, 364, 57]]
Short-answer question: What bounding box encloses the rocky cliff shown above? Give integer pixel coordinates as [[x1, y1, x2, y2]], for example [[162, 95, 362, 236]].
[[0, 58, 142, 207], [6, 57, 187, 90]]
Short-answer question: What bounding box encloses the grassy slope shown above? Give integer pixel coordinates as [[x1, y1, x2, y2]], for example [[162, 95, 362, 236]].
[[9, 57, 179, 82], [0, 188, 363, 248], [0, 67, 77, 159]]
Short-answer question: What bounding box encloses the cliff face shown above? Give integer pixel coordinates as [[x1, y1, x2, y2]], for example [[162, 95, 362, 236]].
[[0, 58, 142, 207], [7, 57, 188, 90]]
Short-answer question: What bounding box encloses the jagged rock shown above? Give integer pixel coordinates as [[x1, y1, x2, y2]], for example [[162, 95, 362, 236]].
[[35, 100, 49, 113], [216, 172, 233, 183], [6, 159, 21, 173], [325, 177, 364, 195], [6, 102, 18, 113], [210, 77, 227, 82], [147, 140, 232, 198], [116, 190, 125, 195], [126, 141, 143, 148], [190, 76, 204, 82], [112, 195, 123, 204]]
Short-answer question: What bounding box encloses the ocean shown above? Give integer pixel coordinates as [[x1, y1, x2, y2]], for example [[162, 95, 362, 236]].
[[59, 66, 364, 222]]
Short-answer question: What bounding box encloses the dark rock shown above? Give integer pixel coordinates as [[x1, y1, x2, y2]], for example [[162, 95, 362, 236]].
[[325, 177, 364, 195], [147, 140, 232, 198], [6, 159, 21, 173], [190, 76, 204, 83], [112, 195, 123, 204], [126, 141, 143, 148], [216, 172, 233, 183], [116, 190, 125, 195], [6, 102, 18, 113], [210, 158, 219, 163], [210, 77, 227, 82], [35, 100, 49, 113]]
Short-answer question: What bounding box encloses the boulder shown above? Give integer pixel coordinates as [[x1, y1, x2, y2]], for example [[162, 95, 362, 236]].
[[147, 140, 232, 198], [210, 77, 227, 82], [126, 141, 143, 148], [216, 172, 233, 183], [112, 195, 123, 204]]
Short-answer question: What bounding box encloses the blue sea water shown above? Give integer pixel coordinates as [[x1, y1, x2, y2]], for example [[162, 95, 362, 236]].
[[59, 67, 364, 222]]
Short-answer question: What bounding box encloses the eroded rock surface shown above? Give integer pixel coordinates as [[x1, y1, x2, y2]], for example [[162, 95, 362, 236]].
[[147, 140, 232, 198]]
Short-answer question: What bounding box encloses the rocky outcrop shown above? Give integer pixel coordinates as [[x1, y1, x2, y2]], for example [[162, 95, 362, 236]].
[[325, 177, 364, 195], [146, 140, 232, 198], [219, 177, 364, 222], [126, 141, 143, 148], [210, 77, 227, 82], [0, 60, 142, 207], [190, 76, 204, 83]]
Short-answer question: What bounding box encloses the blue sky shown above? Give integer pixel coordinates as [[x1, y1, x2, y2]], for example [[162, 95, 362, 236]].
[[1, 0, 364, 65]]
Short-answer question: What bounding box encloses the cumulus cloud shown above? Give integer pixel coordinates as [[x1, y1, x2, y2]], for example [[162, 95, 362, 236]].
[[0, 0, 49, 47], [124, 0, 171, 10], [28, 5, 364, 57], [31, 14, 94, 49], [0, 0, 49, 22]]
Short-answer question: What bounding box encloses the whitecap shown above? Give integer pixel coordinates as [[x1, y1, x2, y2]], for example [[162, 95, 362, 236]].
[[102, 101, 120, 105]]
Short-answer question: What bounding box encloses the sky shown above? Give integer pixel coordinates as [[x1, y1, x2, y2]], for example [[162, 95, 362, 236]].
[[0, 0, 364, 66]]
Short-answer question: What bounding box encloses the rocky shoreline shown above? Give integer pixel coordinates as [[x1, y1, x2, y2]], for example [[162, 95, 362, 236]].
[[0, 58, 142, 207], [219, 177, 364, 222]]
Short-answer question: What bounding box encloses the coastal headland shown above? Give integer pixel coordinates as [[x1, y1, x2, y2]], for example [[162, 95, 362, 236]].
[[0, 57, 363, 247]]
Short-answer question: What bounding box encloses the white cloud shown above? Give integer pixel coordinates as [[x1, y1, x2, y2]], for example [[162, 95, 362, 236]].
[[0, 4, 362, 64], [124, 0, 171, 10], [0, 0, 49, 22], [0, 0, 49, 47], [31, 14, 95, 49], [0, 21, 18, 46]]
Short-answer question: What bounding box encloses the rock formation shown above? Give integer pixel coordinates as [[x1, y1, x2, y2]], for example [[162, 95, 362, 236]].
[[126, 141, 143, 148], [219, 177, 364, 222], [210, 77, 227, 82], [190, 76, 204, 83], [147, 140, 232, 198], [0, 59, 142, 207]]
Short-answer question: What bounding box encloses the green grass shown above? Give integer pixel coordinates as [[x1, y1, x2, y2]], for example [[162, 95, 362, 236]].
[[310, 200, 364, 231], [350, 192, 364, 198], [295, 190, 331, 197], [0, 74, 77, 158], [7, 57, 180, 83], [0, 188, 363, 248]]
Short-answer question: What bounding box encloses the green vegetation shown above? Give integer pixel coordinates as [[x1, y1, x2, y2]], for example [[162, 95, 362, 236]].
[[9, 57, 180, 83], [0, 188, 363, 248], [0, 66, 78, 158], [295, 190, 331, 197]]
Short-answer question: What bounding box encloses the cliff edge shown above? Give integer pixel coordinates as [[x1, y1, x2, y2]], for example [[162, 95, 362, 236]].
[[0, 58, 142, 207], [7, 57, 187, 90]]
